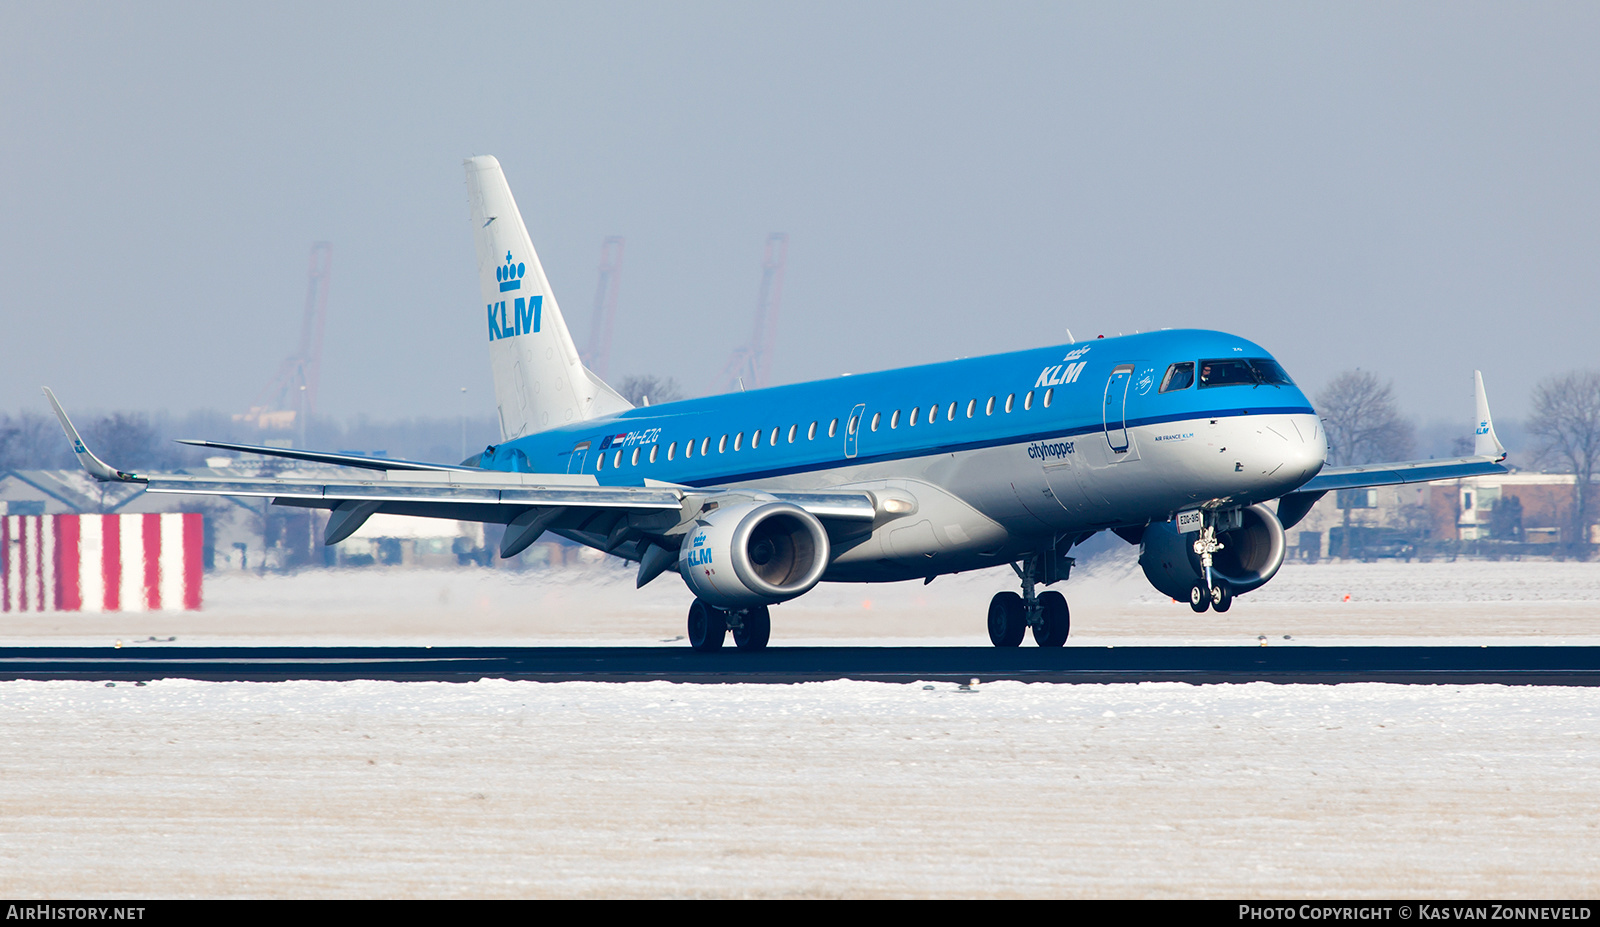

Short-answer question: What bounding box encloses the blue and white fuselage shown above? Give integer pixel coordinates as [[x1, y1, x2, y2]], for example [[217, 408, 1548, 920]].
[[480, 328, 1325, 581]]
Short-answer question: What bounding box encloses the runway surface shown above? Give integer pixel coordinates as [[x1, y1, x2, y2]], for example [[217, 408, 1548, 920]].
[[4, 644, 1600, 684]]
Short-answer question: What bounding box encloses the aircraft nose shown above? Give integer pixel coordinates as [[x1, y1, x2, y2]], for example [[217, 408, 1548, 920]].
[[1285, 414, 1327, 483], [1245, 415, 1326, 492]]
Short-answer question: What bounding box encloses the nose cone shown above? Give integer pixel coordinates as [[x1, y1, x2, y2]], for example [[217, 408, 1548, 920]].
[[1240, 414, 1326, 497], [1278, 414, 1327, 489]]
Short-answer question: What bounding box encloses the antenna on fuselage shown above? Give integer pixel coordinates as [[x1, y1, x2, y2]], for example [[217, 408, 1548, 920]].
[[1065, 329, 1074, 344]]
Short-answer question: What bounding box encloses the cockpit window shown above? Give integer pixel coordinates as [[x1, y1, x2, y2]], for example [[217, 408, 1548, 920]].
[[1160, 362, 1195, 392], [1198, 358, 1294, 388]]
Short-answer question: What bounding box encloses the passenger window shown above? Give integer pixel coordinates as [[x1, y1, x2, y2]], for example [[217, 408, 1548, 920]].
[[1024, 391, 1034, 411], [1160, 362, 1195, 392], [829, 419, 838, 438], [667, 442, 676, 461], [631, 447, 640, 466], [788, 424, 797, 443], [870, 412, 881, 432], [890, 410, 900, 429], [966, 399, 976, 418], [947, 401, 958, 421], [684, 440, 693, 459], [848, 414, 859, 436], [613, 450, 623, 468], [701, 437, 710, 456], [1044, 388, 1054, 408], [808, 422, 817, 440], [910, 406, 920, 426], [718, 435, 727, 453], [928, 404, 939, 423], [734, 433, 744, 451], [772, 427, 781, 446], [1005, 393, 1014, 413], [596, 454, 605, 471], [649, 445, 659, 463], [985, 397, 995, 415], [752, 429, 761, 449]]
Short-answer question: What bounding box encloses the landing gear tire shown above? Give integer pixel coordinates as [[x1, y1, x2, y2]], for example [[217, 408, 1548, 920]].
[[1189, 583, 1210, 613], [987, 591, 1026, 647], [1211, 582, 1233, 613], [1033, 590, 1070, 647], [732, 605, 771, 651], [687, 599, 726, 652]]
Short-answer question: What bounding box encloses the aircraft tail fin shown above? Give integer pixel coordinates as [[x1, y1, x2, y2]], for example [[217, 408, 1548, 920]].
[[464, 156, 632, 441]]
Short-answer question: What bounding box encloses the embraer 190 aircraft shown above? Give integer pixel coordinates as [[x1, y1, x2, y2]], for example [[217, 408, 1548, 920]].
[[46, 156, 1510, 650]]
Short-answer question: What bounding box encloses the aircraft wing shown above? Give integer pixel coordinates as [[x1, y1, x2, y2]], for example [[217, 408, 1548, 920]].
[[1277, 370, 1509, 529], [44, 388, 877, 585], [141, 469, 874, 549], [1295, 454, 1508, 493]]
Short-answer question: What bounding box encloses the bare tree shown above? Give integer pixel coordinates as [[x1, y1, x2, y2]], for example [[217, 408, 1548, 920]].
[[0, 411, 75, 470], [1527, 370, 1600, 548], [617, 374, 684, 407], [1316, 371, 1416, 467]]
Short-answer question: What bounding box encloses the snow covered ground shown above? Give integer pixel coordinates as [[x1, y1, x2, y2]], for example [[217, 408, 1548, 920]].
[[5, 550, 1599, 648], [2, 679, 1597, 898], [3, 556, 1600, 897]]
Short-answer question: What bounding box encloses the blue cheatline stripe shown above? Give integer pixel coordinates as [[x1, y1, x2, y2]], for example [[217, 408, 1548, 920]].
[[669, 405, 1315, 488]]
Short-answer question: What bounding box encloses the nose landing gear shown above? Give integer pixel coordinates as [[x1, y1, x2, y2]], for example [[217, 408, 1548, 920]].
[[1187, 516, 1233, 613]]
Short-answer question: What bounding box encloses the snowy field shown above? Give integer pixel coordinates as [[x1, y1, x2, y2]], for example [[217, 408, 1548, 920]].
[[3, 555, 1600, 897], [5, 550, 1600, 648]]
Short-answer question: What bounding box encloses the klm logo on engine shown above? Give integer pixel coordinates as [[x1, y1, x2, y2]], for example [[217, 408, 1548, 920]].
[[684, 531, 713, 567], [487, 294, 542, 341]]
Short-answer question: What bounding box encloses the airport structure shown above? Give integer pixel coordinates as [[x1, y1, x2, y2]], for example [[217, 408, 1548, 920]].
[[1, 513, 203, 613]]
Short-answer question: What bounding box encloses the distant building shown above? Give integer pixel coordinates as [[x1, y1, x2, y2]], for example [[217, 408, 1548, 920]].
[[1289, 470, 1600, 557]]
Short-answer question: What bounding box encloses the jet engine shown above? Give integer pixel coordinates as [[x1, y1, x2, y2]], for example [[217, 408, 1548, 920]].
[[679, 502, 831, 609], [1138, 503, 1287, 601]]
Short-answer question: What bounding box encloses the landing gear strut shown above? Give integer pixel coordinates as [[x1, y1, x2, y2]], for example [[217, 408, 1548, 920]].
[[1188, 514, 1232, 614], [988, 547, 1073, 647]]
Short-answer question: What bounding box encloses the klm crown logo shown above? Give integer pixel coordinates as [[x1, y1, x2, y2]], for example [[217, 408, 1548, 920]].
[[497, 252, 526, 292], [487, 250, 541, 342]]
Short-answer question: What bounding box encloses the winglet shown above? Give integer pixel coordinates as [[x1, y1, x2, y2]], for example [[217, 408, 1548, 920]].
[[1473, 371, 1507, 462], [41, 387, 144, 483]]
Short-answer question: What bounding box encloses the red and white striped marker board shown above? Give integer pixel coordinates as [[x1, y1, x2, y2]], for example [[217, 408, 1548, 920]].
[[2, 514, 203, 612]]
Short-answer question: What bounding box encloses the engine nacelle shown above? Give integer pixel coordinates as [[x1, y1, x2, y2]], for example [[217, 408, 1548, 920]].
[[1138, 503, 1287, 601], [679, 502, 831, 609]]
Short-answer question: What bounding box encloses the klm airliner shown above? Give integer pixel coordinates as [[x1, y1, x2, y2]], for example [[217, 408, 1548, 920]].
[[46, 156, 1509, 650]]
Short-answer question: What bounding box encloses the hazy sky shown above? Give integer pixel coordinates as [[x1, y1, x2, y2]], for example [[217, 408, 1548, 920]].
[[3, 2, 1596, 429]]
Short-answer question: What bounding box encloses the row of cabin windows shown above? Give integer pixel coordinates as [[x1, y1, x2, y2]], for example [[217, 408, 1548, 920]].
[[861, 388, 1052, 434], [594, 387, 1054, 471]]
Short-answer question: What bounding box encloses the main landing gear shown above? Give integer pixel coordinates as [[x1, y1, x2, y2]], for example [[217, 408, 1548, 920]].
[[1186, 517, 1233, 613], [987, 552, 1072, 648], [687, 599, 771, 652]]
